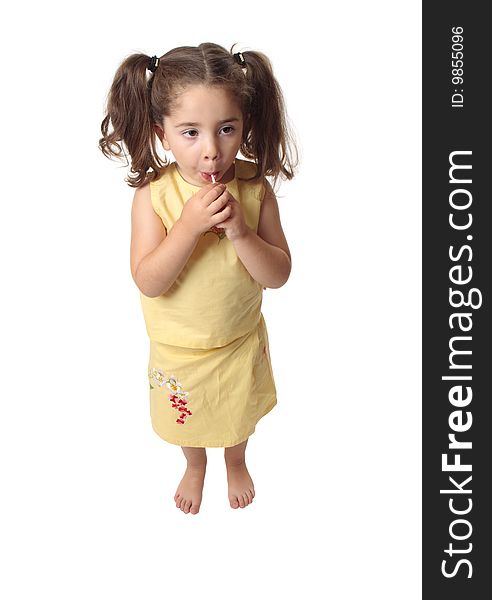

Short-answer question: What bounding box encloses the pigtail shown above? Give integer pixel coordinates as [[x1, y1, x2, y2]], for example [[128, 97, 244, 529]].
[[237, 49, 299, 191], [99, 54, 165, 188]]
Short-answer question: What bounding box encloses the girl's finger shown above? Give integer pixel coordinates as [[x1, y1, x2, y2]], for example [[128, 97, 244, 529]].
[[202, 184, 227, 205]]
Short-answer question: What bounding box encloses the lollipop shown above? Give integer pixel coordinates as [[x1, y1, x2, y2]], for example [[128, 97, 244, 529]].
[[209, 173, 226, 237]]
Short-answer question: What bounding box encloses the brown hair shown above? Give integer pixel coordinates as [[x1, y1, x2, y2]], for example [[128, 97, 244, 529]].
[[99, 42, 299, 189]]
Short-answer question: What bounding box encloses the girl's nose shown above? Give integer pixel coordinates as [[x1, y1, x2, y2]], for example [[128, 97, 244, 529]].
[[204, 150, 218, 160], [203, 139, 219, 160]]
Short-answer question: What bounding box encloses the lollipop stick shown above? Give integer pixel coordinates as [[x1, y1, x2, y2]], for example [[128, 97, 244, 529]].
[[211, 174, 216, 183]]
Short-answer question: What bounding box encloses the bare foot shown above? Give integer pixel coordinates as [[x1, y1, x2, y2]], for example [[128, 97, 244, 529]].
[[226, 462, 255, 509], [174, 464, 206, 514]]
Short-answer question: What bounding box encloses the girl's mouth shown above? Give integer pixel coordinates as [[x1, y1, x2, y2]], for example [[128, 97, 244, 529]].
[[200, 171, 220, 182]]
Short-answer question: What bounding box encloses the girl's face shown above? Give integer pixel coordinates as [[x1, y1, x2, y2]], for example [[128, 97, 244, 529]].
[[158, 84, 244, 187]]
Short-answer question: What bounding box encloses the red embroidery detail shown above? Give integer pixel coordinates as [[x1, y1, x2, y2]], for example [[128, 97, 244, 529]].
[[210, 225, 225, 236], [168, 391, 192, 424], [148, 369, 193, 425], [204, 226, 226, 241]]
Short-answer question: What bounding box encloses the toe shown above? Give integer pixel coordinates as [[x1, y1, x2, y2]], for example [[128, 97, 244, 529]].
[[246, 489, 253, 503], [238, 495, 245, 508], [190, 504, 199, 514], [230, 496, 239, 509], [184, 500, 192, 513], [180, 498, 186, 511]]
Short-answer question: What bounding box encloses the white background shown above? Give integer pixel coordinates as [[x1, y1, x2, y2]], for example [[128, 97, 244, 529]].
[[1, 1, 421, 598]]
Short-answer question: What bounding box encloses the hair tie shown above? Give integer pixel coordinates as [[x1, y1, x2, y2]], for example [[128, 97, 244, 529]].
[[233, 52, 246, 70], [148, 55, 159, 73]]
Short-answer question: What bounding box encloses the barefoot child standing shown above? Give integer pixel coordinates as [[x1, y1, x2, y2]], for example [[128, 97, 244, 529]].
[[99, 43, 298, 514]]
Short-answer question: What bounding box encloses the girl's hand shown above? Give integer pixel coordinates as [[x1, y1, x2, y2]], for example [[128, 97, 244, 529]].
[[213, 191, 248, 241], [178, 183, 232, 237]]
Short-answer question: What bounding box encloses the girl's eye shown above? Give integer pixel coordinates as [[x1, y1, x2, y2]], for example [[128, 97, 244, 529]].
[[182, 126, 235, 138]]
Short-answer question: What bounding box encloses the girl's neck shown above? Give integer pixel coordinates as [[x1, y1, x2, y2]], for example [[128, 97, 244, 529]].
[[220, 161, 236, 184]]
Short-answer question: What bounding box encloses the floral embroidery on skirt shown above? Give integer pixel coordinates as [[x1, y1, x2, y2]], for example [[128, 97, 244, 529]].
[[149, 367, 192, 425]]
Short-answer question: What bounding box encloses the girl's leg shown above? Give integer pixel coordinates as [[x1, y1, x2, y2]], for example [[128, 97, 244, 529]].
[[174, 446, 207, 515], [224, 438, 255, 509]]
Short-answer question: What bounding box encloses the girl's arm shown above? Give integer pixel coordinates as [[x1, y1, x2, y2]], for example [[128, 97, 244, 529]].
[[130, 184, 200, 297], [231, 181, 291, 289]]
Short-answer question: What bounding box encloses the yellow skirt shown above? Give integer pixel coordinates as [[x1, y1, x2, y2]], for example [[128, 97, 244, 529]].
[[147, 314, 277, 448]]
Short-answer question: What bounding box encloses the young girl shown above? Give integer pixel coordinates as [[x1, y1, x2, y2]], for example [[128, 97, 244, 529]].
[[99, 42, 298, 514]]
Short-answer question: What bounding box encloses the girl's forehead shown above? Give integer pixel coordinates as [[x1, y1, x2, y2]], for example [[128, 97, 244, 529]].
[[172, 84, 240, 113]]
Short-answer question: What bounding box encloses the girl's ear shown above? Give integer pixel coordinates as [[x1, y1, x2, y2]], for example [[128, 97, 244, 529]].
[[154, 123, 171, 151]]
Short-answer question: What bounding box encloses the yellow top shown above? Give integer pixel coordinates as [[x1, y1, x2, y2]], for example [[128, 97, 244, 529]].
[[140, 159, 266, 348]]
